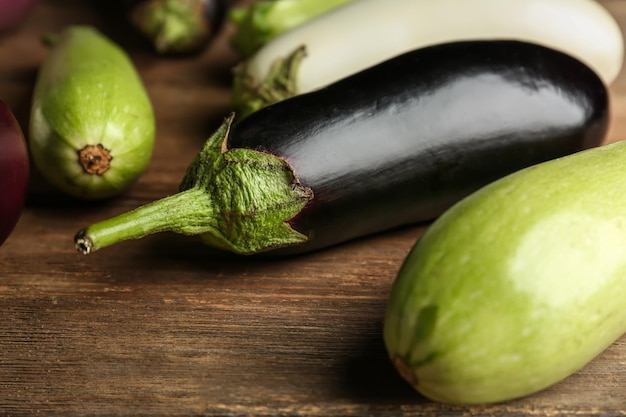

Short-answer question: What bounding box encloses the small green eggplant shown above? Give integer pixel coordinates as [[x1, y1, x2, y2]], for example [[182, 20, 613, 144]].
[[29, 25, 156, 200], [384, 141, 626, 404]]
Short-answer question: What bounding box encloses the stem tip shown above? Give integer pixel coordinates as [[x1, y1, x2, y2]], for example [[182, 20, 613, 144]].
[[74, 230, 93, 255]]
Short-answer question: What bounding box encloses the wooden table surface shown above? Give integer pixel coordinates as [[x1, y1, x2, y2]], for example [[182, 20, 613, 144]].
[[1, 1, 625, 416]]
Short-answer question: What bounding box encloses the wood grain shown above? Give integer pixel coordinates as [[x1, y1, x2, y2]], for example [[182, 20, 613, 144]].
[[1, 1, 625, 416]]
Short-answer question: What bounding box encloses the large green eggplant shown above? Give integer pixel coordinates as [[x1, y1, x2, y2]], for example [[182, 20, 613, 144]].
[[383, 140, 626, 404]]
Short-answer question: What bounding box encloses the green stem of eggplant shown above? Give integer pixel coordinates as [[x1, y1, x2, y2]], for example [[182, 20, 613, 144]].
[[129, 0, 208, 54], [74, 116, 314, 256], [74, 188, 214, 254]]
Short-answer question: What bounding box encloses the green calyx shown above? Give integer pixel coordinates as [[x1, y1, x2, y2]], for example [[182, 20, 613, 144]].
[[75, 114, 314, 255], [228, 1, 280, 58], [129, 0, 209, 54], [232, 45, 306, 119]]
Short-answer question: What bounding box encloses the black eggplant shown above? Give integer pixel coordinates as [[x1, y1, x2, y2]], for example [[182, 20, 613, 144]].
[[75, 40, 608, 256]]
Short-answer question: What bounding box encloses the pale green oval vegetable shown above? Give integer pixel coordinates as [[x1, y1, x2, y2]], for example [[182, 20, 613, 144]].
[[383, 140, 626, 404], [29, 25, 156, 200]]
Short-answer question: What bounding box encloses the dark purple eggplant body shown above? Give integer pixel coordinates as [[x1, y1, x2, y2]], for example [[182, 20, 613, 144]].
[[227, 40, 609, 254], [0, 101, 29, 246]]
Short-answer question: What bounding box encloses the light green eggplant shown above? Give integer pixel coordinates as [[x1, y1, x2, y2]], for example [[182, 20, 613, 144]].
[[29, 25, 155, 200], [384, 141, 626, 404]]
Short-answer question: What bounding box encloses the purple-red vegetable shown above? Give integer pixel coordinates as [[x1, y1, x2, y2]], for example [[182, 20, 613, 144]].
[[0, 0, 38, 32], [0, 100, 29, 246]]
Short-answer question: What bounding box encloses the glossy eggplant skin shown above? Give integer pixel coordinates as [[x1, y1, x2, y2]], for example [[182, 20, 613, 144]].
[[228, 40, 609, 254]]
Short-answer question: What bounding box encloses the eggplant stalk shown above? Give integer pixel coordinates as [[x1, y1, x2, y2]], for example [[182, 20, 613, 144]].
[[75, 115, 313, 255], [127, 0, 218, 54]]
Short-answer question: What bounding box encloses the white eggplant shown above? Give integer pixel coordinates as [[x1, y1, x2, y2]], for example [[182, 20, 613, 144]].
[[232, 0, 624, 118]]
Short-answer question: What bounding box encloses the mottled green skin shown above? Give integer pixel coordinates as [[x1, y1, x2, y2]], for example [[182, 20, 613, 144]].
[[384, 141, 626, 404], [30, 25, 155, 200]]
